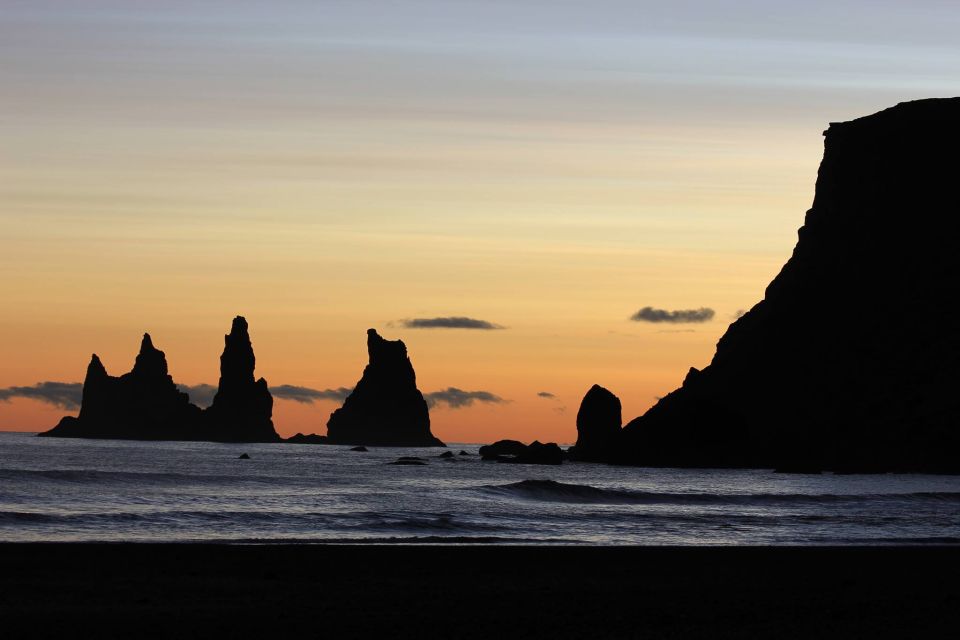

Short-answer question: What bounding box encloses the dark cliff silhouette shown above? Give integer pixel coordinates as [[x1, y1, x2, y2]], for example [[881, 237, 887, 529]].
[[569, 384, 622, 462], [40, 335, 203, 440], [326, 329, 444, 447], [617, 98, 960, 473], [204, 316, 279, 442], [40, 317, 279, 442]]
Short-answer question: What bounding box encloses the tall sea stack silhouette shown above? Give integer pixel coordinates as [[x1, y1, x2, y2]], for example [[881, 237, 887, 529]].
[[618, 98, 960, 473], [40, 316, 279, 443], [203, 316, 279, 442], [570, 385, 622, 462], [40, 334, 203, 440], [326, 329, 444, 447]]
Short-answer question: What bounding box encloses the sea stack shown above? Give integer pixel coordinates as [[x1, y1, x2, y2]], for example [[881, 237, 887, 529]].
[[326, 329, 444, 447], [40, 335, 202, 440], [618, 98, 960, 473], [203, 316, 279, 442], [570, 385, 621, 462]]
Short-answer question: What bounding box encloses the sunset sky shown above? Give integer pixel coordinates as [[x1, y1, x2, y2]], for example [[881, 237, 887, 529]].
[[2, 1, 958, 442]]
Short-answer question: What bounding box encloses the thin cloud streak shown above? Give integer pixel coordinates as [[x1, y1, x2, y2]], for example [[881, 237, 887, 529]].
[[631, 306, 715, 324], [400, 317, 504, 330], [424, 387, 505, 409], [176, 383, 218, 408], [0, 382, 83, 410], [270, 385, 353, 404]]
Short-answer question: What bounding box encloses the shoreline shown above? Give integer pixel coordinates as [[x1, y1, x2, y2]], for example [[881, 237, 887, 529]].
[[3, 544, 959, 638]]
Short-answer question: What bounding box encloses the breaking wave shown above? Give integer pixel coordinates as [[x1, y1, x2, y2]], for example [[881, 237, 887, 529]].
[[476, 479, 960, 506]]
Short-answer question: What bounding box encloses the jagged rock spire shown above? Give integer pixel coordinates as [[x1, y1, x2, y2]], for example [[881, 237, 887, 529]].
[[204, 315, 279, 443], [326, 329, 443, 447]]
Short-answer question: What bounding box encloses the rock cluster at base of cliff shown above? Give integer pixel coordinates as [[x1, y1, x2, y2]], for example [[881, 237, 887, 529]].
[[568, 384, 622, 462], [325, 329, 444, 447], [616, 98, 960, 473]]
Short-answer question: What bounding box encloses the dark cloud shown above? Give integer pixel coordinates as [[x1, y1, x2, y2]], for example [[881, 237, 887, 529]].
[[537, 391, 556, 399], [269, 385, 353, 404], [424, 387, 505, 409], [630, 306, 715, 324], [400, 317, 504, 330], [176, 383, 218, 408], [0, 382, 83, 410]]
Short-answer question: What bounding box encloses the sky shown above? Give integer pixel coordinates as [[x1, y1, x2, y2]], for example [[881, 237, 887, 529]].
[[1, 1, 958, 443]]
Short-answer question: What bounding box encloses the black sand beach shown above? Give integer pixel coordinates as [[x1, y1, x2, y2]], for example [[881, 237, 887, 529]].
[[2, 545, 958, 638]]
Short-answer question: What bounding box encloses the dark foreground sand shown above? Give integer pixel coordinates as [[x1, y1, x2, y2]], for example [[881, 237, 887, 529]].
[[1, 544, 959, 638]]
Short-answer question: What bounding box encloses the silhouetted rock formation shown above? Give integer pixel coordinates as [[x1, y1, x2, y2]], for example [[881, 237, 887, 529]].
[[238, 453, 251, 460], [569, 385, 622, 461], [286, 433, 328, 445], [350, 446, 369, 452], [480, 440, 563, 465], [40, 335, 203, 440], [618, 98, 960, 473], [326, 329, 444, 447], [41, 317, 280, 443], [204, 317, 279, 443], [390, 456, 427, 466], [479, 440, 528, 459]]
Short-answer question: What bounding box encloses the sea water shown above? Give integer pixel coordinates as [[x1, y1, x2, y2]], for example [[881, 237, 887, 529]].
[[2, 431, 960, 544]]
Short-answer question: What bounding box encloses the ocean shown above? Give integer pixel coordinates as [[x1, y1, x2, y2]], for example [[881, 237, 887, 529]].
[[2, 431, 960, 545]]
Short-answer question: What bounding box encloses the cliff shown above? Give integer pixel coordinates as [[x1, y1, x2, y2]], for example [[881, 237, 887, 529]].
[[326, 329, 444, 447], [618, 98, 960, 473]]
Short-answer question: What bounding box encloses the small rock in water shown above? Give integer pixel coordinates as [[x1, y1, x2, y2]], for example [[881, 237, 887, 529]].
[[390, 456, 427, 466], [458, 450, 471, 456], [238, 453, 251, 460], [350, 446, 369, 452], [438, 451, 454, 458]]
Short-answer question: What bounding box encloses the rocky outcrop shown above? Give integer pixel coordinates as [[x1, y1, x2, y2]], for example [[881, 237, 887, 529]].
[[479, 440, 528, 459], [40, 335, 203, 440], [41, 316, 279, 443], [286, 433, 328, 445], [618, 98, 960, 473], [326, 329, 444, 447], [480, 440, 563, 465], [569, 385, 621, 461], [204, 316, 279, 442]]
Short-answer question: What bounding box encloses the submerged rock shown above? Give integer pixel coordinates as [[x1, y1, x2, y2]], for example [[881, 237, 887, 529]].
[[569, 384, 622, 462], [390, 456, 427, 466], [238, 453, 251, 460], [326, 329, 444, 447], [618, 98, 960, 473], [438, 451, 455, 458], [350, 446, 369, 452], [204, 317, 279, 443]]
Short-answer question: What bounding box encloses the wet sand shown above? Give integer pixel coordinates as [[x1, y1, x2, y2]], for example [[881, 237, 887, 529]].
[[1, 544, 958, 638]]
